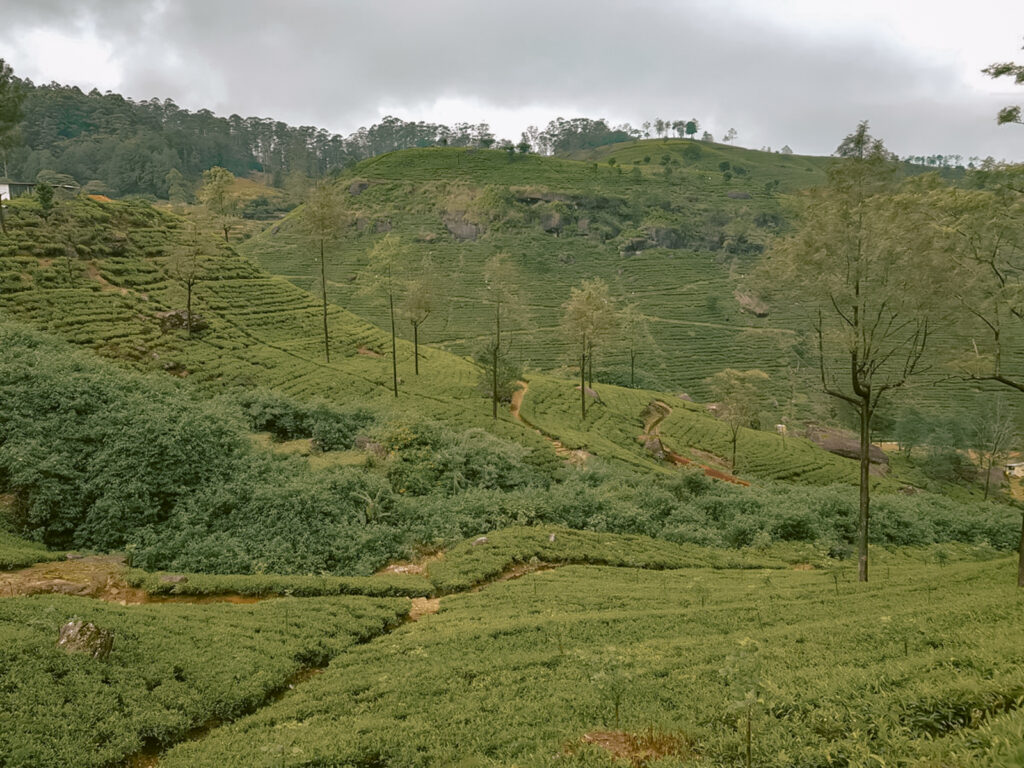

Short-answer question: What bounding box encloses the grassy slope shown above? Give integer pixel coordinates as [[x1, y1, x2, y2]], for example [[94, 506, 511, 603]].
[[241, 142, 1017, 426], [241, 143, 819, 401], [0, 594, 408, 767], [159, 555, 1024, 767], [0, 194, 867, 486]]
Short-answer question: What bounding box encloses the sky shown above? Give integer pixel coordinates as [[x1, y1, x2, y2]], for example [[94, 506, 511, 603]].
[[2, 0, 1023, 160]]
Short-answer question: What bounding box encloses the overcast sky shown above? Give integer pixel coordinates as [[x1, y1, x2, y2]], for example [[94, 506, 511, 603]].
[[2, 0, 1023, 160]]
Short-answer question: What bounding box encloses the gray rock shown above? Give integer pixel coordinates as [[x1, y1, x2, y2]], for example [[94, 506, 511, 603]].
[[159, 574, 188, 584], [471, 536, 489, 547], [443, 212, 481, 242], [548, 533, 556, 543], [65, 552, 84, 561], [349, 181, 370, 196], [58, 620, 114, 660]]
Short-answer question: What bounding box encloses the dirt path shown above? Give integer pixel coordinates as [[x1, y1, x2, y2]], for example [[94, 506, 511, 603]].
[[510, 381, 591, 465], [0, 557, 260, 605], [639, 400, 749, 486]]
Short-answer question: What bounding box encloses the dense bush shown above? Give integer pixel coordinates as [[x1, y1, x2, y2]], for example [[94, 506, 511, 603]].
[[1, 325, 1019, 578]]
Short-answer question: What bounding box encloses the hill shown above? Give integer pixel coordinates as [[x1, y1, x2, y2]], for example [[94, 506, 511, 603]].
[[242, 143, 816, 400]]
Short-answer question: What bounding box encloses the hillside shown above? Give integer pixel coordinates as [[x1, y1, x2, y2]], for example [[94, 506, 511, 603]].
[[241, 142, 1012, 427], [0, 192, 873, 489], [243, 142, 817, 400]]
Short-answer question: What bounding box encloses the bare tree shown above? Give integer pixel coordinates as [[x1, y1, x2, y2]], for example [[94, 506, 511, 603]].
[[761, 122, 945, 582], [401, 255, 442, 375], [300, 181, 344, 362]]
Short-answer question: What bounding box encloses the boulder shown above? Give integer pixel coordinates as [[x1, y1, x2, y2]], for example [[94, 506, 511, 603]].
[[734, 290, 770, 318], [471, 536, 489, 547], [805, 427, 889, 465], [57, 621, 114, 660], [443, 212, 480, 241], [349, 180, 370, 196], [159, 574, 188, 585]]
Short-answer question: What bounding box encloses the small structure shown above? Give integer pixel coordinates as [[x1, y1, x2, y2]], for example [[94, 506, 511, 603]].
[[1004, 462, 1024, 478], [775, 424, 788, 437], [0, 181, 37, 201]]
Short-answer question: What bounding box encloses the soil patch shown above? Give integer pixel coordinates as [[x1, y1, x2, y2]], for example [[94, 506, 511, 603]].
[[639, 400, 749, 486], [357, 346, 384, 358], [409, 597, 441, 620], [0, 557, 266, 606], [579, 729, 697, 766]]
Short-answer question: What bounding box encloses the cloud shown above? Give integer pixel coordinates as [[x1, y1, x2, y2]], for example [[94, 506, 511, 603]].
[[2, 0, 1021, 159]]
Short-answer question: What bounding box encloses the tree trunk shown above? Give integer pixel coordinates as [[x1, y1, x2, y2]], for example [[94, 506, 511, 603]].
[[413, 322, 419, 375], [580, 349, 587, 421], [492, 302, 500, 420], [731, 426, 738, 471], [984, 455, 992, 500], [222, 223, 229, 243], [0, 195, 6, 236], [389, 291, 398, 398], [587, 343, 593, 390], [186, 280, 193, 338], [1018, 511, 1024, 588], [630, 351, 636, 389], [320, 239, 329, 362], [858, 400, 871, 583]]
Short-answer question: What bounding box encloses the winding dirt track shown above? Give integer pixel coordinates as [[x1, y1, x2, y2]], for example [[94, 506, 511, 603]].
[[639, 400, 749, 486], [510, 381, 591, 465]]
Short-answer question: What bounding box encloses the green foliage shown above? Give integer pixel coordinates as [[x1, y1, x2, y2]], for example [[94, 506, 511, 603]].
[[125, 570, 431, 598], [0, 594, 408, 767], [0, 529, 64, 570], [155, 558, 1024, 767]]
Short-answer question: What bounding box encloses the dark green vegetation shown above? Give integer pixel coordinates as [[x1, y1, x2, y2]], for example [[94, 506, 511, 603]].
[[156, 556, 1024, 768], [3, 320, 1017, 579], [0, 594, 408, 767]]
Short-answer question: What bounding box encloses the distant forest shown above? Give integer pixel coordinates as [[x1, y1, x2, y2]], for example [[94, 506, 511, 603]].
[[1, 78, 678, 199]]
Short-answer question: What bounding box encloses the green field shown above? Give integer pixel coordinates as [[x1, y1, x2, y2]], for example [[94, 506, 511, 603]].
[[151, 550, 1024, 767]]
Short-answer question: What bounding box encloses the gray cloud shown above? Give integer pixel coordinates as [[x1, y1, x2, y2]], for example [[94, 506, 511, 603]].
[[2, 0, 1021, 159]]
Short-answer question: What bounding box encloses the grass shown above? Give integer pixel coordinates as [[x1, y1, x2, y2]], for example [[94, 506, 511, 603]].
[[0, 530, 64, 570], [153, 555, 1024, 767], [0, 594, 408, 767], [125, 569, 432, 599]]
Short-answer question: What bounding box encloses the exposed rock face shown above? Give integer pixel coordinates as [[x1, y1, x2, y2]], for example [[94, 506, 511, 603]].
[[540, 211, 564, 234], [646, 226, 688, 250], [57, 621, 114, 660], [734, 290, 770, 318], [443, 212, 481, 241], [471, 536, 489, 547], [805, 426, 889, 465], [159, 574, 188, 585], [354, 435, 386, 457], [155, 309, 208, 334], [348, 180, 370, 196], [620, 237, 649, 254]]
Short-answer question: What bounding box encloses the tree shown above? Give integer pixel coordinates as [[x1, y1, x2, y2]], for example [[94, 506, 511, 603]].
[[706, 369, 769, 472], [401, 255, 442, 375], [480, 253, 524, 419], [701, 131, 714, 142], [300, 181, 344, 362], [654, 118, 665, 138], [0, 58, 24, 179], [761, 122, 943, 582], [52, 205, 85, 284], [169, 223, 210, 338], [618, 303, 659, 388], [723, 128, 738, 144], [165, 168, 191, 207], [198, 166, 239, 242], [358, 234, 404, 397], [969, 398, 1017, 500], [561, 278, 617, 420], [685, 119, 699, 140], [983, 39, 1024, 125], [34, 181, 54, 217]]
